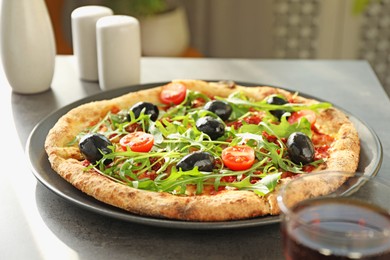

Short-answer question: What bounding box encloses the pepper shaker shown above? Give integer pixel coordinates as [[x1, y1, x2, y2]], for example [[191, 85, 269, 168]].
[[71, 5, 113, 81], [96, 15, 141, 90]]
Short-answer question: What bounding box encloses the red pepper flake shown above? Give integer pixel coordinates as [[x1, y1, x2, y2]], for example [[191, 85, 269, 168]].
[[138, 171, 158, 180], [288, 97, 296, 103], [312, 127, 334, 146], [314, 145, 330, 160], [149, 157, 165, 171], [243, 115, 262, 125], [125, 123, 143, 133], [281, 172, 296, 178], [89, 120, 99, 127], [227, 120, 243, 130], [109, 133, 118, 139], [262, 131, 278, 144], [302, 165, 316, 173], [110, 106, 120, 114], [221, 175, 237, 183], [82, 160, 90, 167], [191, 98, 206, 108]]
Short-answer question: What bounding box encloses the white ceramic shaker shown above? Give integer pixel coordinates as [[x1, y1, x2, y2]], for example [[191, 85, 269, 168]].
[[96, 15, 141, 90], [71, 5, 113, 81], [1, 0, 56, 94]]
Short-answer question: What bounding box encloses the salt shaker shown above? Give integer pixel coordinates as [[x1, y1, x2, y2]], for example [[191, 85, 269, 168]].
[[96, 15, 141, 90], [71, 5, 113, 81]]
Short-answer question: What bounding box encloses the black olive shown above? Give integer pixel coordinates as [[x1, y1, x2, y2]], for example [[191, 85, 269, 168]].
[[196, 116, 225, 140], [79, 133, 113, 165], [204, 100, 233, 121], [287, 132, 315, 165], [129, 102, 159, 121], [267, 95, 288, 120], [176, 151, 215, 172]]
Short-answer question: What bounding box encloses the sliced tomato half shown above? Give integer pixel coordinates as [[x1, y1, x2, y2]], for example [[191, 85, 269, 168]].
[[221, 145, 255, 171], [288, 110, 316, 126], [160, 82, 187, 105], [120, 132, 154, 152]]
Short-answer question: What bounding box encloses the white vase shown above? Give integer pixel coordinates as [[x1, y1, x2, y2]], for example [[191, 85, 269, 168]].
[[1, 0, 56, 94], [140, 6, 190, 57]]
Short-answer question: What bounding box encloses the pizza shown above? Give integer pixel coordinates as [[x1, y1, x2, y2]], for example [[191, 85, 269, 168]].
[[44, 80, 360, 221]]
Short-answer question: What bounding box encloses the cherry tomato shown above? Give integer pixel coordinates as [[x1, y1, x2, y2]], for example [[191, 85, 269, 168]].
[[288, 110, 316, 125], [120, 132, 154, 152], [160, 82, 187, 105], [221, 145, 255, 171]]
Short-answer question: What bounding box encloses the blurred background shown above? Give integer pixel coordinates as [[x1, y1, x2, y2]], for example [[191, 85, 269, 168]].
[[46, 0, 390, 94]]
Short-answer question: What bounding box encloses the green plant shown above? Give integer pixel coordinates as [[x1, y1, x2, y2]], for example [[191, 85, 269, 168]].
[[353, 0, 380, 14], [103, 0, 168, 17]]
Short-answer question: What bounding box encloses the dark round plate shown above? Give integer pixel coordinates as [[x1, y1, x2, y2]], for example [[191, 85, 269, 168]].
[[25, 81, 383, 229]]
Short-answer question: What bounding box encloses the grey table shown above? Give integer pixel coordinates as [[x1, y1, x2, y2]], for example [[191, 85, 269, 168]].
[[2, 55, 390, 260]]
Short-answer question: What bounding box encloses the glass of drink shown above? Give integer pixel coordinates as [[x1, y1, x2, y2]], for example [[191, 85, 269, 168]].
[[277, 171, 390, 260]]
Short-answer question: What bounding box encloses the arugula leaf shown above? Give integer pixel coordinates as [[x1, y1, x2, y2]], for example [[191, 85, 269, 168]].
[[148, 120, 164, 144], [155, 167, 208, 194], [227, 172, 282, 196], [218, 91, 332, 121], [262, 114, 312, 138]]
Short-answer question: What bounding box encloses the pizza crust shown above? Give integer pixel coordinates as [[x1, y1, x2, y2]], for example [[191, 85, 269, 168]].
[[45, 80, 360, 221]]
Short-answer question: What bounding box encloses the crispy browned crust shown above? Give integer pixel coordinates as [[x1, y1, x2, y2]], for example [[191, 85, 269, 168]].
[[45, 80, 360, 221]]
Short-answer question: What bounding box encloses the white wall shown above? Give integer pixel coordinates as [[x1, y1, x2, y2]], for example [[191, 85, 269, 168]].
[[182, 0, 390, 93], [183, 0, 364, 59]]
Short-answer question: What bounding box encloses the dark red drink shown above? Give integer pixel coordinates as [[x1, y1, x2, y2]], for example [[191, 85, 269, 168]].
[[281, 197, 390, 260]]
